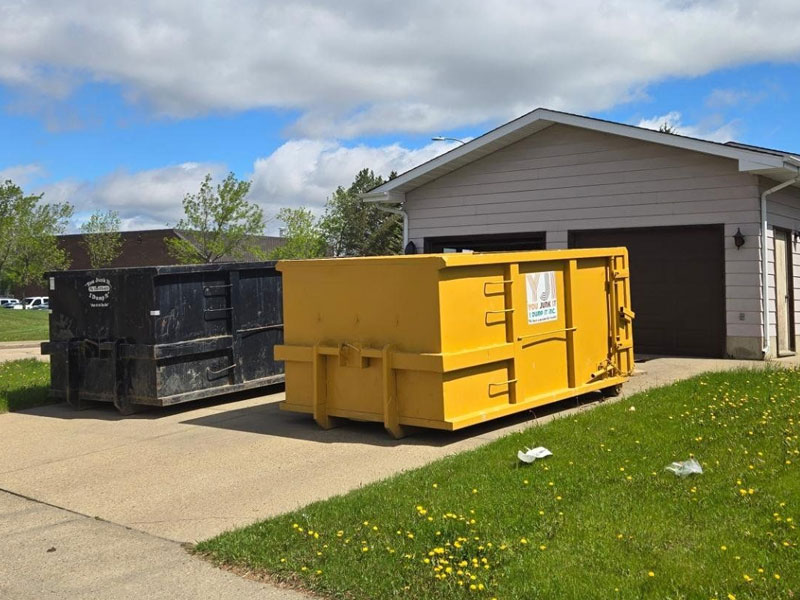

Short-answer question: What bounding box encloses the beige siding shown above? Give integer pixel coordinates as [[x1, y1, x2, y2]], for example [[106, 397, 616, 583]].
[[406, 124, 762, 351], [764, 178, 800, 350]]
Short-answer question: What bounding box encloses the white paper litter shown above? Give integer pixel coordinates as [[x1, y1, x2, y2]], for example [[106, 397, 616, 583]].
[[517, 446, 553, 464], [664, 457, 703, 477]]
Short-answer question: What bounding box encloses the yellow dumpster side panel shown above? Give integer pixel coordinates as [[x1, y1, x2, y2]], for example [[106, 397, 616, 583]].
[[442, 362, 511, 421], [438, 265, 510, 354], [572, 258, 614, 385], [280, 260, 444, 353], [282, 361, 312, 414], [276, 249, 634, 436]]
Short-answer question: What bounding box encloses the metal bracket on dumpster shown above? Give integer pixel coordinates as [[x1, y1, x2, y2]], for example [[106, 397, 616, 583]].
[[338, 343, 369, 368], [619, 307, 635, 322], [483, 279, 513, 295], [488, 378, 517, 397], [203, 284, 232, 296], [236, 323, 284, 335], [613, 337, 633, 351], [612, 269, 630, 280], [204, 306, 233, 321], [518, 327, 576, 342], [206, 363, 236, 379], [485, 308, 514, 325]]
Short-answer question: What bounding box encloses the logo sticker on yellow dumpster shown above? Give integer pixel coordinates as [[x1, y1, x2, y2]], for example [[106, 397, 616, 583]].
[[526, 271, 557, 324]]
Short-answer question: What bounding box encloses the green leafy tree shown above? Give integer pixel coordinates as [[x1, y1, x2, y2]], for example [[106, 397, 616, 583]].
[[319, 168, 402, 256], [269, 207, 327, 259], [166, 173, 266, 264], [0, 180, 73, 291], [80, 210, 123, 269]]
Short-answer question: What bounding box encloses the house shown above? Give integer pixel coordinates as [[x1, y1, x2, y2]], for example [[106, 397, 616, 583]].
[[13, 229, 285, 297], [364, 108, 800, 360]]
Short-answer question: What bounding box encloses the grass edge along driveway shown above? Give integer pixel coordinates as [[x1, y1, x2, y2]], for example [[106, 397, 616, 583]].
[[0, 358, 52, 413], [197, 369, 799, 600]]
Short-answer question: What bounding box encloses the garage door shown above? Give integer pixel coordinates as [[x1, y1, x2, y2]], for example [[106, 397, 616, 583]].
[[570, 226, 725, 357]]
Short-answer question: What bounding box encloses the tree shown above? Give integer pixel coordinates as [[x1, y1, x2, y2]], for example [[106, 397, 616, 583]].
[[659, 122, 677, 134], [0, 180, 73, 291], [269, 207, 327, 259], [80, 210, 123, 269], [166, 173, 266, 264], [319, 168, 402, 257]]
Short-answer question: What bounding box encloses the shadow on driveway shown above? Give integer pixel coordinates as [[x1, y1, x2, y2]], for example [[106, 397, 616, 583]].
[[17, 380, 608, 448], [16, 383, 286, 422], [179, 389, 607, 448]]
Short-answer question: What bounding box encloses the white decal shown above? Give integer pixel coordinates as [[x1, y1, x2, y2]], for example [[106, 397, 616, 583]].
[[86, 277, 111, 307], [526, 271, 558, 324]]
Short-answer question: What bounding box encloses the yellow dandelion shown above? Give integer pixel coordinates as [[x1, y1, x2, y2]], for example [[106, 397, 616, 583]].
[[648, 571, 654, 577]]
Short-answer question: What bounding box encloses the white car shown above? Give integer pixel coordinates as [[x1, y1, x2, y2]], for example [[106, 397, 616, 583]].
[[0, 297, 20, 308], [20, 296, 49, 310]]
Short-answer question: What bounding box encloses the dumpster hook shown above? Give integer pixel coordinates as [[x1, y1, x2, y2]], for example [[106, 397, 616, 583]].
[[206, 363, 237, 378]]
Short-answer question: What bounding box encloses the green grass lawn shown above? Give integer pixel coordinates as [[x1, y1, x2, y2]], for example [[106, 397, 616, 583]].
[[0, 359, 53, 413], [197, 369, 799, 600], [0, 309, 49, 342]]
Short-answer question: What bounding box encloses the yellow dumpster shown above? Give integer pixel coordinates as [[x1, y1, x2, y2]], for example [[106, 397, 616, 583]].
[[275, 249, 634, 437]]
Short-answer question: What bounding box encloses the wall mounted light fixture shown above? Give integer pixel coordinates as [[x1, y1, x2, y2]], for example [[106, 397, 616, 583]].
[[733, 227, 745, 250]]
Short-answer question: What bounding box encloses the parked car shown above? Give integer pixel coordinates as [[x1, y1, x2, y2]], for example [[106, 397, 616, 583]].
[[21, 296, 49, 310], [30, 300, 50, 310], [0, 297, 20, 308]]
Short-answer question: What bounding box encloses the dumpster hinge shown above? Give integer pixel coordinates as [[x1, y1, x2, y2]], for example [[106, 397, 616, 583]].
[[619, 307, 635, 322]]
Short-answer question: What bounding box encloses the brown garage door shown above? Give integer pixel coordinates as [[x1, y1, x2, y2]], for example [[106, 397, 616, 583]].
[[570, 226, 725, 357]]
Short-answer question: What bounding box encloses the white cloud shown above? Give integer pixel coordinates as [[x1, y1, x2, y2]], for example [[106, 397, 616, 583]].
[[249, 139, 458, 214], [637, 111, 739, 142], [0, 163, 45, 186], [1, 1, 799, 137], [34, 140, 457, 233], [37, 162, 225, 231]]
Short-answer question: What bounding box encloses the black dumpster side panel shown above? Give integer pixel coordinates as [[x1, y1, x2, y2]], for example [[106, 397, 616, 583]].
[[155, 271, 232, 343], [43, 262, 284, 410], [237, 267, 284, 382]]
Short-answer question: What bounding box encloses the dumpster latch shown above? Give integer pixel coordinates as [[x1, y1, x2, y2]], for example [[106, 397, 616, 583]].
[[339, 343, 369, 368], [619, 307, 635, 322]]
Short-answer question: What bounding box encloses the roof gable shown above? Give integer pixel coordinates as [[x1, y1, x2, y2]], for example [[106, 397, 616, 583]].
[[365, 108, 800, 201]]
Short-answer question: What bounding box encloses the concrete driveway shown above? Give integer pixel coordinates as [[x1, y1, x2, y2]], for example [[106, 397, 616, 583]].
[[1, 355, 796, 598], [0, 341, 48, 362]]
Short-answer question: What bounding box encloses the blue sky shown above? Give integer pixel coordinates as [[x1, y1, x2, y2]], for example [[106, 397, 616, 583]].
[[1, 1, 799, 232]]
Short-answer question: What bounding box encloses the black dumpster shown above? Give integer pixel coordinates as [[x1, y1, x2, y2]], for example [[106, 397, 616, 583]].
[[41, 262, 283, 413]]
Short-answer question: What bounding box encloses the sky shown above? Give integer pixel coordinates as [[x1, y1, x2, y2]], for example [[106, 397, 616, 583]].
[[1, 1, 799, 234]]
